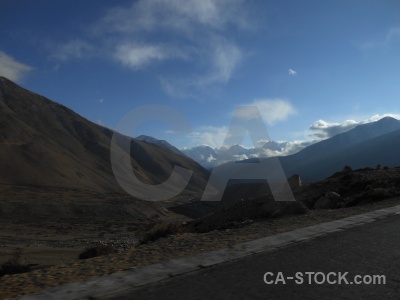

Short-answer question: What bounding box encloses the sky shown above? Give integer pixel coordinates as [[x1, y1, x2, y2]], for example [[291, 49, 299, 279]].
[[1, 0, 400, 150]]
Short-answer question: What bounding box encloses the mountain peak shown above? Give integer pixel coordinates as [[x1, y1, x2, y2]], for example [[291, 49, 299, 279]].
[[376, 116, 399, 124], [136, 134, 185, 156], [0, 76, 18, 88], [136, 135, 159, 143], [0, 76, 14, 90], [229, 144, 246, 150]]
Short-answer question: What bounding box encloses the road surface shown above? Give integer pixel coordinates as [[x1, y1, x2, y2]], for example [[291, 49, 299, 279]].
[[114, 214, 400, 300]]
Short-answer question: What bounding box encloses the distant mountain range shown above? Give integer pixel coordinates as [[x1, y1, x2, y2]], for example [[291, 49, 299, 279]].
[[4, 74, 400, 206], [132, 114, 400, 185], [212, 116, 400, 183], [278, 116, 400, 181], [0, 76, 209, 197], [181, 141, 291, 169]]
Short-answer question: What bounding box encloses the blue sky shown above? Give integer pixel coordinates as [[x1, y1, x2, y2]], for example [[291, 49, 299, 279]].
[[1, 0, 400, 150]]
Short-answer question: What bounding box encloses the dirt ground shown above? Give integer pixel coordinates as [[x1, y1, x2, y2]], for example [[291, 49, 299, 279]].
[[1, 195, 400, 299], [0, 185, 191, 269]]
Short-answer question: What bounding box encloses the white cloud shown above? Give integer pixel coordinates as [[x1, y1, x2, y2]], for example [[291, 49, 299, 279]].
[[259, 114, 400, 154], [274, 140, 315, 156], [359, 26, 400, 51], [366, 113, 400, 122], [187, 125, 229, 148], [309, 114, 400, 139], [159, 77, 194, 99], [97, 0, 249, 35], [236, 99, 297, 125], [159, 40, 243, 97], [385, 27, 400, 44], [233, 154, 249, 160], [0, 51, 32, 82], [206, 154, 217, 163], [184, 113, 400, 168], [288, 68, 297, 76], [49, 39, 93, 61], [309, 119, 358, 139], [183, 100, 296, 150], [245, 140, 315, 157], [49, 0, 252, 98], [182, 138, 316, 168], [209, 41, 242, 83], [114, 44, 183, 69], [255, 139, 269, 147]]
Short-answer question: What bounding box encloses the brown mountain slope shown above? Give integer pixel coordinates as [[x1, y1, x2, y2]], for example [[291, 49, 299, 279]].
[[0, 76, 209, 196]]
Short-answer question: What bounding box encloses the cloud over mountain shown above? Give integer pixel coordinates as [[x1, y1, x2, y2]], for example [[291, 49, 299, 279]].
[[0, 51, 32, 82], [183, 114, 400, 169], [310, 114, 400, 139], [182, 140, 312, 169]]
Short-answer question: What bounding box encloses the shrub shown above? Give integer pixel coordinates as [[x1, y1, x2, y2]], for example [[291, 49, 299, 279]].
[[1, 248, 31, 276], [141, 223, 187, 243], [342, 165, 352, 172], [79, 244, 117, 259]]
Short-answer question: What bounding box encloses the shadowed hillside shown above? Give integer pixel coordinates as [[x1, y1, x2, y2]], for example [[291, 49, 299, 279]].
[[0, 76, 209, 195], [279, 117, 400, 181]]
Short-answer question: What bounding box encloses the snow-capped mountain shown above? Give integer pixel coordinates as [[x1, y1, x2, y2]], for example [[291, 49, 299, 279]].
[[181, 141, 290, 169], [213, 116, 400, 182], [181, 145, 218, 169]]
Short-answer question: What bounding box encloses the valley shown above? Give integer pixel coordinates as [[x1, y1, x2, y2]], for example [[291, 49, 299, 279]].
[[2, 77, 400, 298]]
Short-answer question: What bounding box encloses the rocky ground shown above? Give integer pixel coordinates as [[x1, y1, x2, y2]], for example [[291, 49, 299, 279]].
[[0, 186, 183, 276], [1, 166, 400, 299], [186, 166, 400, 232]]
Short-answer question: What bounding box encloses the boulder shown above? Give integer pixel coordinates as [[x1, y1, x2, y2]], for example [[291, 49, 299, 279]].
[[287, 174, 302, 189], [314, 191, 344, 209]]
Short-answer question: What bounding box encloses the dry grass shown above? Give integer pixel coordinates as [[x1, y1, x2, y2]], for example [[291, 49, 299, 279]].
[[0, 248, 31, 276], [79, 245, 118, 260], [141, 223, 189, 243], [1, 197, 400, 299]]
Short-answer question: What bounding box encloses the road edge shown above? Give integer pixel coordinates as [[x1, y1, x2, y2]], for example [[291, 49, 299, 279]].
[[19, 205, 400, 300]]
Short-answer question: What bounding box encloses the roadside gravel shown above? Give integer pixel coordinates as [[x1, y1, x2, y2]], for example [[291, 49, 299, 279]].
[[1, 197, 400, 299]]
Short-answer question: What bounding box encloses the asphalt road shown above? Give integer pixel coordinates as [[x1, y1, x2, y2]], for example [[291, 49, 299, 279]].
[[114, 214, 400, 300]]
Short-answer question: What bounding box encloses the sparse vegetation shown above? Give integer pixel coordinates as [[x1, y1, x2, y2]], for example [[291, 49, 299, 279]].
[[1, 248, 31, 276], [343, 165, 352, 172], [140, 223, 188, 244], [78, 244, 118, 259], [188, 197, 308, 233]]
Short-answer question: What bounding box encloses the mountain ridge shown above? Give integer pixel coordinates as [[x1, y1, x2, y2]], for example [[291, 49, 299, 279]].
[[210, 116, 400, 184], [0, 76, 209, 196], [181, 141, 289, 169], [136, 134, 186, 157]]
